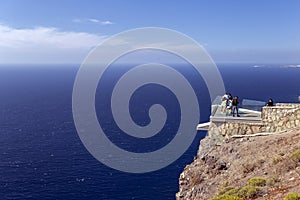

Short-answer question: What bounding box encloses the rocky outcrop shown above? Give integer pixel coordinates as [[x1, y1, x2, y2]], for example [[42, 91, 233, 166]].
[[177, 104, 300, 200]]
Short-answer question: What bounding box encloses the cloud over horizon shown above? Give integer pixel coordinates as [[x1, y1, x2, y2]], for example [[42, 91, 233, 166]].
[[1, 24, 299, 65], [0, 24, 206, 64], [0, 24, 107, 64]]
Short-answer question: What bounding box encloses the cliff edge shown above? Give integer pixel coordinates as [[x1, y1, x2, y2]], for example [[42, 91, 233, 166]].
[[177, 104, 300, 200]]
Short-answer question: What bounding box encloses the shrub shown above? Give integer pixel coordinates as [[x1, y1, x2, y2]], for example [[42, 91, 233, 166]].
[[272, 156, 283, 164], [210, 194, 243, 200], [218, 186, 237, 196], [225, 188, 240, 196], [248, 177, 266, 187], [284, 192, 300, 200], [266, 176, 280, 187], [290, 150, 300, 162], [237, 185, 261, 198]]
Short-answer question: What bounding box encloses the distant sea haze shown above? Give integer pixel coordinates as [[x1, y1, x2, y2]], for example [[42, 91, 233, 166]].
[[0, 63, 299, 200]]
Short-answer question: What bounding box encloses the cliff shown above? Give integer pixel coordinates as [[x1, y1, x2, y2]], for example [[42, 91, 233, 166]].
[[176, 104, 300, 200]]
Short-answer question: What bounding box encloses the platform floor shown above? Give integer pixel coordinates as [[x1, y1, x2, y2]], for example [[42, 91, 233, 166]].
[[212, 105, 261, 118]]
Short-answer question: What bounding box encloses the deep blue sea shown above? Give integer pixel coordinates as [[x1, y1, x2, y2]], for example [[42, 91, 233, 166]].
[[0, 63, 299, 199]]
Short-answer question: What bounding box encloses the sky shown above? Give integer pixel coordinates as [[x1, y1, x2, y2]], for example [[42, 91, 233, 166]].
[[0, 0, 300, 64]]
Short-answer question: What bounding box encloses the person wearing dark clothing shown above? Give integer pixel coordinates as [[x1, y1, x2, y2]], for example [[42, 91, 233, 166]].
[[232, 96, 240, 117], [228, 93, 233, 102], [266, 98, 274, 106]]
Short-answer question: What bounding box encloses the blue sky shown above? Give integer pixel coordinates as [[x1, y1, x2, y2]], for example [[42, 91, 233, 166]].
[[0, 0, 300, 64]]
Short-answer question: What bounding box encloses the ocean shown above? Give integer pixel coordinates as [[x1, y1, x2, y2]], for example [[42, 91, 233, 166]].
[[0, 63, 299, 199]]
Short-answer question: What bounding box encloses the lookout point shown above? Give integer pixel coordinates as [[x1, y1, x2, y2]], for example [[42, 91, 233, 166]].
[[197, 98, 300, 139], [177, 98, 300, 199]]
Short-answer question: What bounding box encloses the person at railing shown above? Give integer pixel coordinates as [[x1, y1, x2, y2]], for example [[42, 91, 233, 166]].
[[226, 93, 233, 116], [221, 93, 229, 113], [232, 96, 240, 117], [266, 98, 274, 106]]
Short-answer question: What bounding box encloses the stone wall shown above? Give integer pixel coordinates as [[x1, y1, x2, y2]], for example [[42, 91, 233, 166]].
[[209, 103, 300, 138], [208, 121, 265, 139], [262, 104, 300, 132], [223, 121, 265, 136]]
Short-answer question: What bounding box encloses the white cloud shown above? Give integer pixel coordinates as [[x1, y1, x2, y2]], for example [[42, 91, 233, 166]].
[[88, 18, 100, 23], [0, 24, 107, 64], [99, 20, 114, 25], [0, 25, 220, 65], [73, 18, 114, 25], [0, 25, 205, 64]]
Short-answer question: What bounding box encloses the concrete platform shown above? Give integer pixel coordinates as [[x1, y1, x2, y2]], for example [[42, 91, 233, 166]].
[[197, 106, 262, 130], [196, 122, 210, 130]]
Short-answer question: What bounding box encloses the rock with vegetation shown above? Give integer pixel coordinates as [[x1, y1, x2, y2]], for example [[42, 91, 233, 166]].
[[176, 127, 300, 200], [284, 192, 300, 200]]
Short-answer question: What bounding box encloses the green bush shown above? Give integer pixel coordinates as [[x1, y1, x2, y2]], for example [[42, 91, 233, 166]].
[[248, 177, 266, 187], [218, 186, 237, 196], [214, 177, 267, 200], [210, 194, 243, 200], [225, 188, 240, 196], [284, 192, 300, 200], [237, 185, 260, 198]]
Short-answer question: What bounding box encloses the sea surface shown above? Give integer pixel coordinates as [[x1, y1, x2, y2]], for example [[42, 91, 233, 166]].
[[0, 63, 299, 199]]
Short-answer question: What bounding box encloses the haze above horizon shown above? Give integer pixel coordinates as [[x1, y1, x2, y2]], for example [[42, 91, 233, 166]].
[[1, 0, 300, 64]]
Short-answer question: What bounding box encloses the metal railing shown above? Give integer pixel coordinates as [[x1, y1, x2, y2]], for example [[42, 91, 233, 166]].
[[211, 96, 264, 118]]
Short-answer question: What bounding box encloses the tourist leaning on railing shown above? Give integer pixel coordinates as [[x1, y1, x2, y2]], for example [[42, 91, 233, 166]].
[[266, 98, 274, 106]]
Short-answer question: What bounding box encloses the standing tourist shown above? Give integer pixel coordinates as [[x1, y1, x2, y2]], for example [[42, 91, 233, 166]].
[[232, 96, 240, 117], [221, 93, 229, 113], [226, 93, 233, 116]]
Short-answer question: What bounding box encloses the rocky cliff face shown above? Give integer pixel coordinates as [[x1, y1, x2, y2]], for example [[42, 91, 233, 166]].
[[176, 105, 300, 200]]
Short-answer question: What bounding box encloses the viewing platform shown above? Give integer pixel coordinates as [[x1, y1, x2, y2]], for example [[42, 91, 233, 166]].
[[197, 97, 300, 137], [197, 98, 263, 131], [197, 107, 262, 130]]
